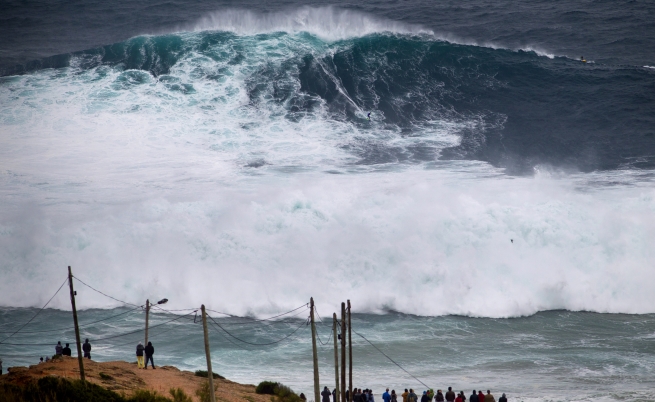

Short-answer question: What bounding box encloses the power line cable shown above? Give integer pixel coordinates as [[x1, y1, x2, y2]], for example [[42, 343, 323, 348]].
[[352, 329, 431, 389], [204, 303, 309, 324], [0, 277, 68, 344], [72, 276, 142, 308], [0, 305, 144, 334], [208, 314, 309, 346], [0, 313, 194, 346], [85, 311, 196, 343]]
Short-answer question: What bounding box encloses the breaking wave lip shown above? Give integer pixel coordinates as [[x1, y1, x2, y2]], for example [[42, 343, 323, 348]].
[[184, 6, 560, 59], [188, 6, 435, 41]]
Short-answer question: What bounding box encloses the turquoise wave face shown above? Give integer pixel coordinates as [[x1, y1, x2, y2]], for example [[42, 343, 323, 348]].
[[9, 31, 655, 172]]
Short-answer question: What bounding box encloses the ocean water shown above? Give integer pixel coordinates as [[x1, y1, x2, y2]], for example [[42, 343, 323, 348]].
[[1, 1, 655, 401]]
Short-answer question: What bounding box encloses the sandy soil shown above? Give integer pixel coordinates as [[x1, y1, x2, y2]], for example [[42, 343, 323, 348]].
[[0, 356, 273, 402]]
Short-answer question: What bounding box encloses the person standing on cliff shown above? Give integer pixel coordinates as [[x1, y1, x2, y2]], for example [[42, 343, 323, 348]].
[[82, 339, 91, 359], [55, 341, 63, 356], [136, 342, 145, 368], [144, 341, 155, 369], [62, 343, 72, 356]]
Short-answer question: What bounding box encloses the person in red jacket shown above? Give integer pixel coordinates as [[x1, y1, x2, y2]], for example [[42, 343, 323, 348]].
[[477, 391, 484, 402]]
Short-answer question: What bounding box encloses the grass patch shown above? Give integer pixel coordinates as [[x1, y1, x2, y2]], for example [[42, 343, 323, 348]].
[[169, 388, 193, 402], [255, 381, 302, 402], [99, 372, 115, 381], [194, 370, 225, 380]]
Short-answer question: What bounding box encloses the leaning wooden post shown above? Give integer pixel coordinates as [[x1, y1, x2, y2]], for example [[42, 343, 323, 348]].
[[67, 266, 85, 382], [347, 300, 352, 402], [201, 305, 217, 402], [144, 299, 150, 345], [333, 313, 340, 402], [340, 302, 346, 402], [310, 298, 320, 402]]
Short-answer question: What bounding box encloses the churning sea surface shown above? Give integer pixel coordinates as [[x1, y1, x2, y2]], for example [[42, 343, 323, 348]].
[[1, 0, 655, 400]]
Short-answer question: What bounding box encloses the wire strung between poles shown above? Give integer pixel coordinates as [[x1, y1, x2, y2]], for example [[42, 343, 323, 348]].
[[352, 329, 431, 390], [72, 276, 142, 308], [208, 314, 309, 346], [0, 305, 144, 334], [204, 303, 309, 324], [0, 277, 68, 344], [2, 312, 198, 347], [87, 311, 196, 342]]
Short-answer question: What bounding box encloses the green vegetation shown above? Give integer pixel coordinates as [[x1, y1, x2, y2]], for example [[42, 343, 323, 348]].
[[255, 381, 302, 402], [99, 372, 115, 381], [195, 380, 218, 402], [130, 389, 172, 402], [0, 376, 193, 402], [255, 381, 278, 395], [169, 388, 193, 402], [194, 370, 225, 380], [0, 376, 125, 402]]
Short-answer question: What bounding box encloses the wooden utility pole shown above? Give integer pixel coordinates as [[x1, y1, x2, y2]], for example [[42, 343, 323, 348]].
[[333, 313, 340, 402], [340, 302, 346, 402], [347, 300, 352, 402], [310, 298, 320, 402], [144, 299, 150, 346], [201, 305, 217, 402], [67, 266, 85, 382]]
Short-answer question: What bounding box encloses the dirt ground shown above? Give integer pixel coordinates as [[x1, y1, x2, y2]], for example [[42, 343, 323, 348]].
[[0, 356, 273, 402]]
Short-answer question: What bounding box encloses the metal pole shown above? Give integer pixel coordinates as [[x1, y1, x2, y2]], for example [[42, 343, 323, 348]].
[[347, 300, 352, 402], [341, 302, 346, 402], [67, 266, 85, 382], [201, 305, 217, 402], [310, 298, 320, 402], [333, 313, 340, 402], [144, 299, 150, 346]]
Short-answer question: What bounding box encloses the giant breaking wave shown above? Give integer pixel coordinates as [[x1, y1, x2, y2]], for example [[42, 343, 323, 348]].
[[1, 8, 655, 318]]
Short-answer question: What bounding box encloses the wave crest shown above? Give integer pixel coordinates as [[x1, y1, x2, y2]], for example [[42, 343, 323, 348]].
[[190, 6, 434, 41]]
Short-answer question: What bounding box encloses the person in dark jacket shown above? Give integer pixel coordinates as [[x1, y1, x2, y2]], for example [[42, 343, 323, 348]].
[[144, 341, 155, 369], [136, 342, 145, 368], [391, 390, 397, 402], [498, 394, 507, 402], [82, 339, 91, 359], [435, 390, 444, 402], [445, 388, 455, 402], [62, 343, 72, 356], [469, 391, 478, 402], [408, 389, 418, 402], [333, 388, 337, 402], [55, 341, 63, 356], [421, 391, 429, 402], [322, 387, 332, 402]]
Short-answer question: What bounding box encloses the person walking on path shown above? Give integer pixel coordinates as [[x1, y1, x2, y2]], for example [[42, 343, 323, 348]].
[[445, 388, 456, 402], [391, 390, 397, 402], [144, 341, 155, 369], [82, 339, 91, 359], [136, 342, 145, 368], [383, 389, 391, 402], [435, 390, 444, 402], [498, 394, 507, 402], [55, 341, 63, 356], [469, 391, 478, 402], [484, 391, 495, 402], [62, 343, 71, 356], [322, 386, 332, 402]]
